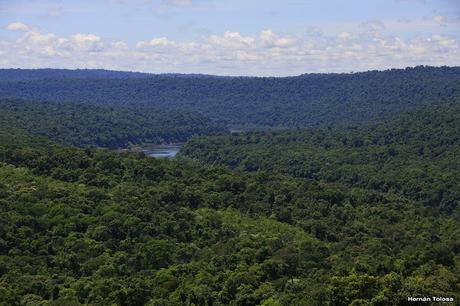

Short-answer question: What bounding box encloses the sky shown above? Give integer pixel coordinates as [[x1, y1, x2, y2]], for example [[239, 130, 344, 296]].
[[0, 0, 459, 76]]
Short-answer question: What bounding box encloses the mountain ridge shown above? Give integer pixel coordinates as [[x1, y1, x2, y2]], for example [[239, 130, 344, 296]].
[[1, 66, 459, 128]]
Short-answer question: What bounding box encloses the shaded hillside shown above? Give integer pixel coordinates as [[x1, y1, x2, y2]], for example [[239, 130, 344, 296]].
[[181, 101, 460, 212], [0, 99, 227, 149], [0, 66, 459, 127]]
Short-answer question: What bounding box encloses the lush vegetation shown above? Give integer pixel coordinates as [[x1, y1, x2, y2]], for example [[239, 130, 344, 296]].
[[1, 66, 459, 128], [0, 130, 459, 305], [0, 67, 459, 305], [0, 99, 226, 149], [181, 101, 460, 214]]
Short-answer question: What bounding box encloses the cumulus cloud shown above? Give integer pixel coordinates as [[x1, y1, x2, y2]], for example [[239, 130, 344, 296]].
[[149, 37, 174, 46], [1, 22, 459, 75], [337, 32, 353, 41], [69, 33, 104, 52], [6, 22, 30, 31], [206, 32, 255, 49]]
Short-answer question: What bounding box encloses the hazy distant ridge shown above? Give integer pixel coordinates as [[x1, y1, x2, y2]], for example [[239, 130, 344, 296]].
[[1, 66, 459, 128]]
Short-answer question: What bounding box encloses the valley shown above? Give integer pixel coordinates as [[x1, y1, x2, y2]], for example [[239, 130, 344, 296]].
[[0, 67, 458, 305]]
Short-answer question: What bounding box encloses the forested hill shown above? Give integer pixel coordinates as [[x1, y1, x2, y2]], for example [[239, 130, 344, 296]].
[[1, 67, 459, 304], [0, 69, 155, 81], [0, 129, 459, 305], [1, 66, 459, 128], [180, 101, 460, 213], [0, 99, 227, 149], [0, 69, 220, 82]]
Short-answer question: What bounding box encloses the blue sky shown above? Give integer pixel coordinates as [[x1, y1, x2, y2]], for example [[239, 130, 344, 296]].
[[0, 0, 459, 75]]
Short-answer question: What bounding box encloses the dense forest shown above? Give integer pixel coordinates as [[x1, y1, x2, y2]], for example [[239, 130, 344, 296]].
[[0, 67, 459, 305], [0, 69, 219, 82], [0, 99, 226, 149], [1, 66, 459, 128], [0, 128, 459, 305], [181, 101, 460, 214], [0, 69, 155, 81]]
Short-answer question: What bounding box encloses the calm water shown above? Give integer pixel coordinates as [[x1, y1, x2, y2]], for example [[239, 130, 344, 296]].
[[141, 144, 183, 158]]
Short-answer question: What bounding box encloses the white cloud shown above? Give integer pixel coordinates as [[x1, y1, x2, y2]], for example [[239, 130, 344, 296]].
[[207, 32, 255, 49], [260, 29, 275, 42], [1, 23, 459, 76], [338, 32, 352, 41], [6, 22, 30, 31], [69, 33, 104, 52], [149, 37, 174, 46], [23, 31, 56, 44], [112, 41, 128, 49], [274, 37, 296, 48], [259, 30, 297, 48], [433, 15, 445, 26]]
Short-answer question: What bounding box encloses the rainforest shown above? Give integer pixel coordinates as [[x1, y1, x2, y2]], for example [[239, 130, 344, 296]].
[[0, 67, 459, 305]]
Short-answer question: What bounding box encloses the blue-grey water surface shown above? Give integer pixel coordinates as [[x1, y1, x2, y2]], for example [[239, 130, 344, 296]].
[[141, 144, 183, 158]]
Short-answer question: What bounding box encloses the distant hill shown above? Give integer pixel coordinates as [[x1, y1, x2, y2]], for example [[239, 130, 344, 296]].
[[0, 68, 225, 82], [0, 99, 227, 149], [1, 66, 459, 128], [0, 68, 157, 81]]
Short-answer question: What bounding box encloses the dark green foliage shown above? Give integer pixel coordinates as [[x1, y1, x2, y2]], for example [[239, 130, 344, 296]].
[[0, 99, 226, 149], [181, 101, 460, 213], [1, 67, 459, 305], [1, 66, 459, 127], [0, 128, 459, 305]]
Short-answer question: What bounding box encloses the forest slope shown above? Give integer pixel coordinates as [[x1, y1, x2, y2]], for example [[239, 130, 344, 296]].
[[181, 101, 460, 213], [0, 131, 459, 305], [0, 99, 226, 149], [1, 66, 459, 128]]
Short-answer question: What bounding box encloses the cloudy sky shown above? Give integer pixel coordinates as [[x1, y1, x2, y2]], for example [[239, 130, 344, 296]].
[[0, 0, 459, 76]]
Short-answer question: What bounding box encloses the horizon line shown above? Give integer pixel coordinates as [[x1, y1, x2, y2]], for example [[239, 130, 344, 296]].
[[0, 65, 458, 79]]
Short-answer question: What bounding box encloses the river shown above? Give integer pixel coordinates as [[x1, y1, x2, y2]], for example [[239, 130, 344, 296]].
[[141, 143, 184, 158]]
